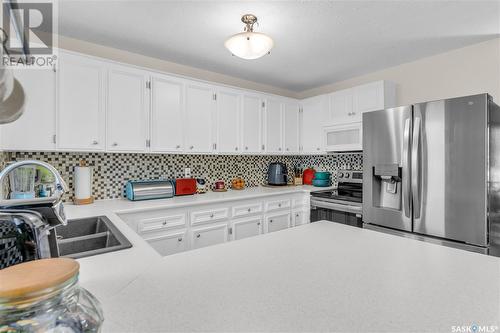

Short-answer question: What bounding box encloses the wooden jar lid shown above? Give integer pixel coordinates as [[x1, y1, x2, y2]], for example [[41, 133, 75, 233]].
[[0, 258, 80, 298]]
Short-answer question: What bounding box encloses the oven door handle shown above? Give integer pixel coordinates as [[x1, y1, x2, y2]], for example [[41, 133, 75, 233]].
[[311, 199, 362, 215]]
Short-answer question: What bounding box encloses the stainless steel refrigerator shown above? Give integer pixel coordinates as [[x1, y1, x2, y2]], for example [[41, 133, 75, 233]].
[[362, 93, 500, 256]]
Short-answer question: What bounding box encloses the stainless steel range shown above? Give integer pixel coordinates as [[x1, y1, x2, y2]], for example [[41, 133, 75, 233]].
[[310, 170, 363, 227]]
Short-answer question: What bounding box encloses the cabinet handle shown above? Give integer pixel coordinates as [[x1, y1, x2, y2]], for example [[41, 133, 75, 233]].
[[210, 214, 214, 218], [278, 147, 282, 151], [178, 237, 183, 242], [257, 222, 261, 226], [317, 147, 320, 151], [112, 142, 118, 147], [92, 140, 98, 145], [278, 203, 282, 207], [176, 145, 181, 149], [269, 219, 273, 223], [296, 213, 299, 217], [190, 146, 194, 150], [235, 147, 238, 151], [245, 146, 248, 150], [286, 148, 289, 151], [196, 234, 201, 238], [247, 208, 251, 212], [162, 221, 167, 225]]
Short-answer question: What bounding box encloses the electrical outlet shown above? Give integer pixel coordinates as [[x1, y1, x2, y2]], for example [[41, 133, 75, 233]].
[[184, 168, 191, 178]]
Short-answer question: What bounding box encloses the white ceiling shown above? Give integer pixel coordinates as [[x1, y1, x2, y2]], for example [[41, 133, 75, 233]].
[[58, 1, 500, 93]]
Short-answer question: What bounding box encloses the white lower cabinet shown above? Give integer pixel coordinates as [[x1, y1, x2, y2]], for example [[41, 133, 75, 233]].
[[265, 212, 291, 233], [145, 230, 188, 257], [122, 193, 308, 257], [231, 216, 262, 241], [191, 223, 228, 250]]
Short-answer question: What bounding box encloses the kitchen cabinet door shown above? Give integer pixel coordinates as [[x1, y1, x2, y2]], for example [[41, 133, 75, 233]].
[[353, 80, 396, 113], [241, 94, 263, 154], [57, 51, 105, 151], [283, 101, 300, 154], [191, 223, 228, 250], [292, 210, 307, 227], [145, 230, 188, 257], [301, 95, 327, 154], [265, 212, 291, 233], [150, 75, 184, 153], [107, 65, 149, 152], [1, 67, 56, 151], [216, 88, 241, 153], [328, 88, 356, 124], [231, 217, 262, 240], [185, 82, 215, 153], [264, 98, 283, 154]]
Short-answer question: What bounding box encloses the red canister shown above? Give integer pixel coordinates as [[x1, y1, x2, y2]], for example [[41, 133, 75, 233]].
[[303, 168, 316, 185]]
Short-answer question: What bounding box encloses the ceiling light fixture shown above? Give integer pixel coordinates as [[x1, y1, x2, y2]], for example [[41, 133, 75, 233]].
[[224, 14, 274, 60]]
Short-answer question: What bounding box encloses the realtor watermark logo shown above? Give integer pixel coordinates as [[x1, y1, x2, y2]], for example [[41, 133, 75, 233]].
[[451, 324, 499, 333], [1, 0, 58, 68]]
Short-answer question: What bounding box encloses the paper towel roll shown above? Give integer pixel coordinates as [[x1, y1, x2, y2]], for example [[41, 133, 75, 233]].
[[74, 166, 92, 200]]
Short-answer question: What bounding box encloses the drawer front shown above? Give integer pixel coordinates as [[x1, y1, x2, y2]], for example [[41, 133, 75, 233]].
[[138, 214, 186, 234], [231, 216, 262, 241], [265, 198, 291, 212], [191, 224, 228, 250], [190, 207, 229, 226], [232, 202, 263, 218], [145, 230, 188, 257]]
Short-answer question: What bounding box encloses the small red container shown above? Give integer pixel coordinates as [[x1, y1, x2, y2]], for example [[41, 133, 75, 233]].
[[303, 168, 316, 185], [175, 178, 197, 196]]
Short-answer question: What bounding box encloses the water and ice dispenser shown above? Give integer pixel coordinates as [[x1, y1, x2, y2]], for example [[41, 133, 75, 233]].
[[371, 164, 402, 210]]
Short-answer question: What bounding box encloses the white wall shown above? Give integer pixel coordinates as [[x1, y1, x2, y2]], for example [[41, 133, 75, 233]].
[[299, 38, 500, 105]]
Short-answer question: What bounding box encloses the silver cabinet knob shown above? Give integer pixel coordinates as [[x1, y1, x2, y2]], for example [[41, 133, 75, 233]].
[[112, 142, 118, 147], [278, 203, 282, 207], [257, 222, 261, 226], [178, 237, 182, 242], [162, 221, 167, 225], [247, 208, 251, 212], [245, 146, 248, 150], [278, 147, 282, 151], [296, 213, 299, 217], [92, 140, 98, 145], [269, 219, 273, 223], [196, 234, 201, 238], [190, 146, 194, 150], [176, 145, 181, 149], [210, 214, 214, 218], [317, 147, 320, 151], [235, 147, 238, 151], [286, 148, 289, 151]]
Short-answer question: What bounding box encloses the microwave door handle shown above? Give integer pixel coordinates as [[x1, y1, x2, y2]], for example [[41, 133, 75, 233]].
[[402, 118, 411, 218], [411, 116, 421, 219]]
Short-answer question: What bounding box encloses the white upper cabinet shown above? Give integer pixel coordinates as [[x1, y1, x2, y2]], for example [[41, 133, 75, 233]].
[[184, 82, 215, 153], [150, 74, 184, 153], [1, 67, 56, 151], [107, 65, 149, 152], [327, 80, 396, 125], [301, 95, 327, 154], [215, 88, 241, 154], [353, 80, 396, 113], [328, 88, 356, 123], [57, 51, 106, 151], [264, 98, 283, 154], [283, 101, 300, 154], [241, 94, 263, 154]]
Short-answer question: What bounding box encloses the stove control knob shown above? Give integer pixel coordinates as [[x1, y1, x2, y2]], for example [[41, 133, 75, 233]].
[[344, 173, 350, 178], [338, 172, 344, 178]]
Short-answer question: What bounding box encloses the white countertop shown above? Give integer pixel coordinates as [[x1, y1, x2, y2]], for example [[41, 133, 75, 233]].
[[65, 187, 500, 332]]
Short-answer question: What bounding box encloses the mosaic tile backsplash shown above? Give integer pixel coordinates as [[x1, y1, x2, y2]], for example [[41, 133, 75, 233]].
[[4, 152, 362, 201]]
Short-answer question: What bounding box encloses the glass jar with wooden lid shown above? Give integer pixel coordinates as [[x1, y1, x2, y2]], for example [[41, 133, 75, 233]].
[[0, 258, 103, 332]]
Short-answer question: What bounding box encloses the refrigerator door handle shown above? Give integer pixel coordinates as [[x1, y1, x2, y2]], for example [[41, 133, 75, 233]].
[[412, 116, 421, 219], [402, 118, 411, 218]]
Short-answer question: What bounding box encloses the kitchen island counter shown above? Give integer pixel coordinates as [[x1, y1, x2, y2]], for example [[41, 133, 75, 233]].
[[77, 221, 500, 332]]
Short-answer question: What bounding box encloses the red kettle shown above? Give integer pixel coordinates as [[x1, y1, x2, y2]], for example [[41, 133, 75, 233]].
[[303, 168, 316, 185]]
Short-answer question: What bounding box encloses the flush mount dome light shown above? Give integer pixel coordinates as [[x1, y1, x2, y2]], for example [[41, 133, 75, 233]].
[[224, 14, 274, 60]]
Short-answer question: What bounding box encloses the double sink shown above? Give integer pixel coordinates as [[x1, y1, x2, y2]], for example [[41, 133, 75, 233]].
[[55, 216, 132, 259]]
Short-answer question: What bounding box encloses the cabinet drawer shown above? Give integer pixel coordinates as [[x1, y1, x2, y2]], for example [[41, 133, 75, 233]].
[[191, 207, 229, 225], [265, 198, 291, 212], [145, 230, 188, 257], [138, 214, 186, 234], [232, 202, 263, 218], [191, 224, 228, 250]]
